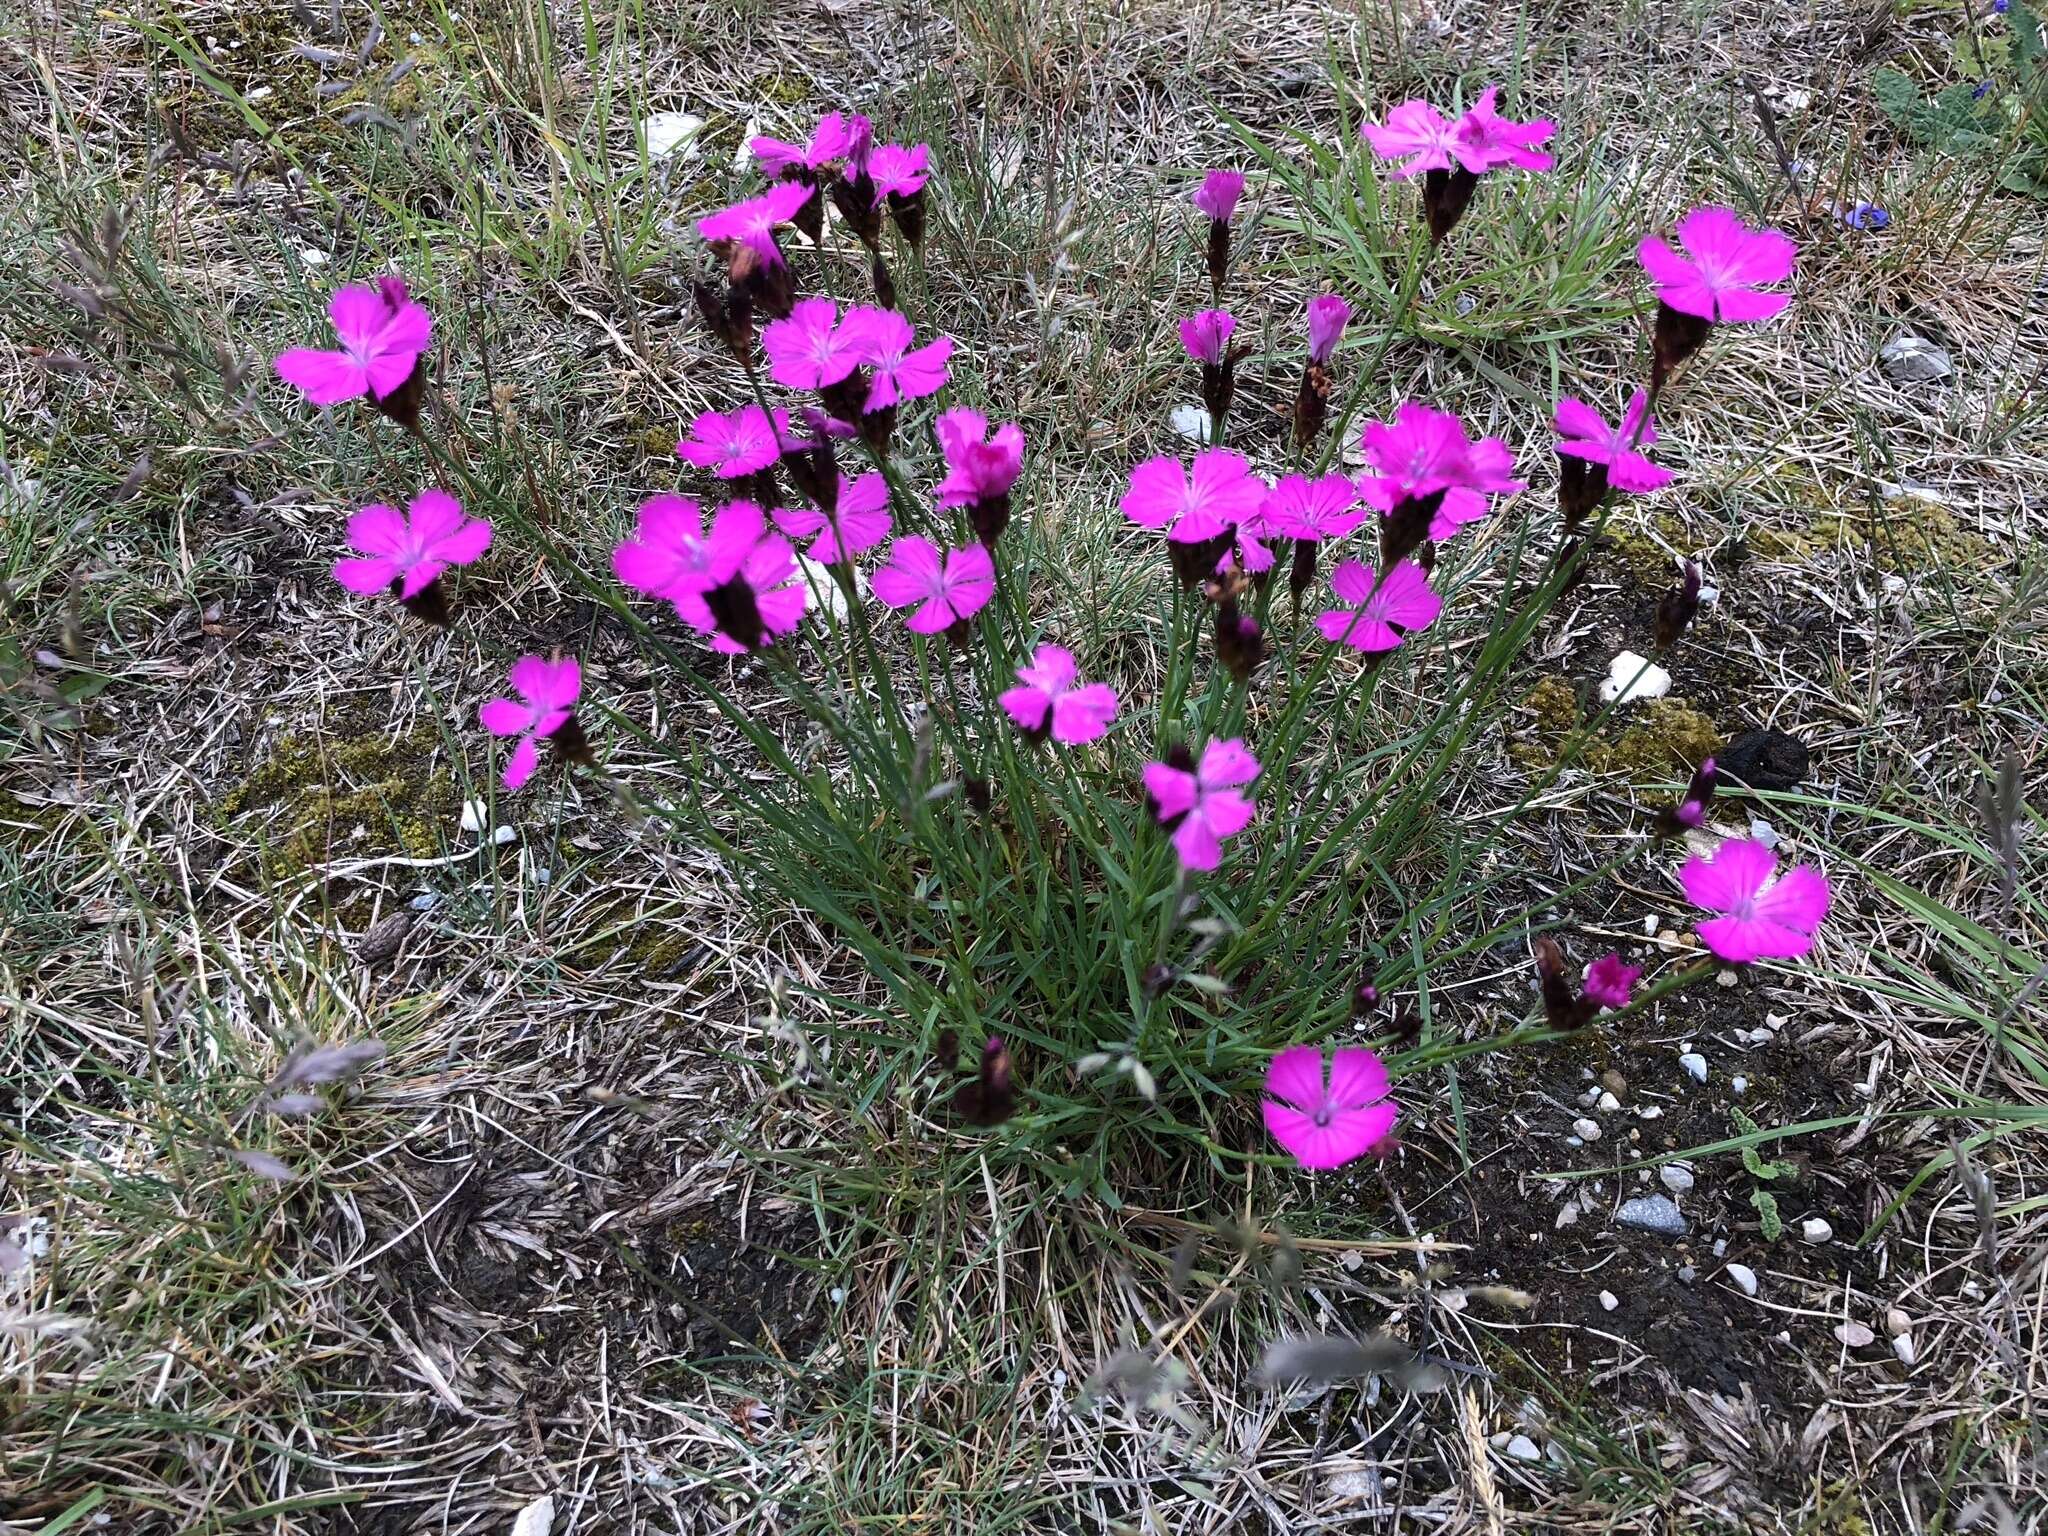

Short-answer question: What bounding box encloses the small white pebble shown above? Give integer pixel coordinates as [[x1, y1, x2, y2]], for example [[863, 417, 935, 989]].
[[1716, 970, 1739, 989], [1766, 1012, 1790, 1028], [1642, 914, 1660, 936], [1884, 1307, 1911, 1337], [1748, 817, 1780, 850], [1572, 1118, 1602, 1142], [1599, 1290, 1619, 1311], [1637, 1105, 1664, 1120], [1660, 1165, 1694, 1194], [491, 825, 516, 845], [1891, 1333, 1916, 1366], [459, 799, 490, 833], [1596, 1091, 1621, 1112], [1731, 1075, 1748, 1096], [829, 1286, 847, 1305], [1801, 1218, 1834, 1244], [1724, 1263, 1759, 1296], [1564, 1136, 1584, 1149], [1712, 1238, 1727, 1257], [1680, 1053, 1708, 1083], [1600, 650, 1672, 704], [1503, 1434, 1542, 1462], [1835, 1321, 1875, 1348]]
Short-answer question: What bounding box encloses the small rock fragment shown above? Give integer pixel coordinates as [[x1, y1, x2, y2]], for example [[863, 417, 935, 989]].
[[1879, 331, 1953, 384], [1600, 650, 1672, 704], [1637, 1105, 1664, 1120], [1677, 1265, 1697, 1284], [1679, 1052, 1708, 1084], [1600, 1069, 1629, 1097], [1573, 1117, 1603, 1142], [459, 799, 490, 834], [1503, 1434, 1542, 1462], [1599, 1290, 1619, 1311], [1660, 1165, 1695, 1194], [1801, 1218, 1834, 1244], [1616, 1195, 1688, 1237], [1716, 969, 1739, 988], [1884, 1307, 1910, 1337], [1596, 1091, 1621, 1112], [1725, 1263, 1759, 1296], [1731, 1075, 1749, 1095], [1834, 1321, 1875, 1348], [1891, 1333, 1916, 1366]]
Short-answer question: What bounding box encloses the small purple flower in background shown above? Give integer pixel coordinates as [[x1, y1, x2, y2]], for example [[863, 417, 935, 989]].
[[1262, 1045, 1397, 1170], [936, 408, 1025, 547], [1295, 294, 1353, 449], [1363, 89, 1553, 241], [1315, 559, 1443, 653], [1266, 471, 1365, 599], [772, 472, 892, 563], [1122, 449, 1267, 583], [1554, 390, 1671, 530], [1453, 86, 1556, 173], [1656, 757, 1719, 836], [866, 143, 931, 246], [841, 307, 953, 410], [274, 277, 431, 426], [1192, 168, 1245, 221], [1143, 737, 1260, 870], [696, 182, 813, 271], [1178, 309, 1236, 365], [1679, 838, 1831, 963], [676, 404, 790, 478], [332, 488, 491, 625], [1581, 954, 1639, 1011], [1357, 402, 1525, 563], [750, 112, 855, 178], [480, 655, 586, 791], [1639, 206, 1797, 393], [1994, 0, 2009, 13], [1973, 79, 1994, 100], [1840, 201, 1890, 231], [1306, 294, 1351, 363], [872, 537, 995, 636], [999, 644, 1119, 745], [1193, 168, 1246, 294]]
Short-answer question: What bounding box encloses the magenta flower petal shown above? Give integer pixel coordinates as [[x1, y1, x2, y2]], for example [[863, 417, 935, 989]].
[[677, 405, 790, 478], [614, 494, 711, 600], [1361, 99, 1459, 177], [274, 279, 431, 406], [1306, 294, 1351, 364], [866, 143, 931, 201], [334, 490, 488, 604], [935, 408, 1025, 507], [502, 735, 541, 791], [1680, 838, 1829, 963], [1178, 309, 1235, 366], [1316, 559, 1442, 652], [1262, 1045, 1398, 1169], [763, 297, 863, 391], [1639, 207, 1796, 324], [696, 182, 812, 267], [1581, 953, 1640, 1010], [1193, 168, 1245, 221], [1452, 85, 1556, 173]]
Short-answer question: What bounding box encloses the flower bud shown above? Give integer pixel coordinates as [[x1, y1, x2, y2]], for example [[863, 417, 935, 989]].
[[1422, 167, 1480, 243], [1653, 560, 1702, 649], [1651, 303, 1713, 396], [953, 1035, 1015, 1126], [1534, 936, 1577, 1030], [1214, 608, 1266, 683], [1655, 756, 1718, 837]]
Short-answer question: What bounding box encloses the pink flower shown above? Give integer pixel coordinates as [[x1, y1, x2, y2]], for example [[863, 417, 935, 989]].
[[762, 298, 865, 391], [480, 655, 582, 791], [1263, 472, 1365, 542], [333, 488, 491, 601], [1306, 294, 1351, 364], [1360, 99, 1460, 178], [676, 404, 790, 478], [999, 644, 1119, 745], [865, 143, 930, 203], [274, 277, 431, 407], [1638, 206, 1797, 323], [1581, 954, 1640, 1010], [614, 493, 722, 607], [1121, 449, 1267, 545], [614, 498, 803, 652], [1680, 838, 1830, 964], [772, 473, 891, 561], [871, 537, 994, 634], [840, 307, 953, 410], [695, 181, 814, 269], [1554, 391, 1674, 493], [935, 408, 1025, 507], [1223, 511, 1282, 576], [1453, 86, 1556, 172], [1315, 559, 1443, 652], [1261, 1045, 1397, 1170], [1142, 738, 1259, 871], [1178, 309, 1236, 366], [750, 112, 855, 177], [1357, 402, 1525, 542], [1193, 169, 1245, 221]]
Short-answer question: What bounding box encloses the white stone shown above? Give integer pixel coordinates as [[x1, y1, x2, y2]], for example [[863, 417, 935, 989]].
[[1801, 1218, 1834, 1244], [460, 799, 490, 834], [511, 1496, 554, 1536], [1659, 1165, 1694, 1194], [1572, 1118, 1602, 1142], [1724, 1263, 1758, 1296], [1169, 403, 1213, 442], [1637, 1105, 1663, 1120], [1884, 1307, 1910, 1337], [1597, 1091, 1621, 1112], [1748, 817, 1780, 850], [1716, 969, 1739, 988], [643, 111, 706, 160], [1679, 1053, 1708, 1083], [1891, 1333, 1916, 1366], [1599, 650, 1672, 704], [1834, 1321, 1875, 1348], [1599, 1290, 1619, 1311], [1731, 1075, 1749, 1096], [1503, 1434, 1542, 1462], [1880, 332, 1953, 384]]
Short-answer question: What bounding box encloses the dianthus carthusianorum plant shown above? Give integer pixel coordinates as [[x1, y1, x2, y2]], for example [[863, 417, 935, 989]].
[[273, 93, 1829, 1195]]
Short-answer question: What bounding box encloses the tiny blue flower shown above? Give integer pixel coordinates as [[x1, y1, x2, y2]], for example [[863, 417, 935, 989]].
[[1843, 201, 1891, 231], [1994, 0, 2009, 13], [1974, 79, 1995, 99]]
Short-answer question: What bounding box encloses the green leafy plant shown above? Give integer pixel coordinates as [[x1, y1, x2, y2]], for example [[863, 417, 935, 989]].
[[1873, 0, 2048, 196], [1734, 1106, 1793, 1240]]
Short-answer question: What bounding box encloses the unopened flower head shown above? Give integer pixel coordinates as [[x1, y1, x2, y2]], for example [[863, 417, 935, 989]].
[[1142, 737, 1260, 871], [1178, 309, 1236, 366], [1192, 169, 1245, 221], [1262, 1045, 1397, 1169], [273, 276, 431, 425], [1306, 294, 1351, 364], [999, 644, 1119, 745], [333, 488, 491, 624], [1679, 837, 1830, 963], [1581, 953, 1639, 1011]]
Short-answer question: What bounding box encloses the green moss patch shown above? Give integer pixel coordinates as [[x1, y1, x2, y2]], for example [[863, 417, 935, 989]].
[[222, 727, 458, 879]]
